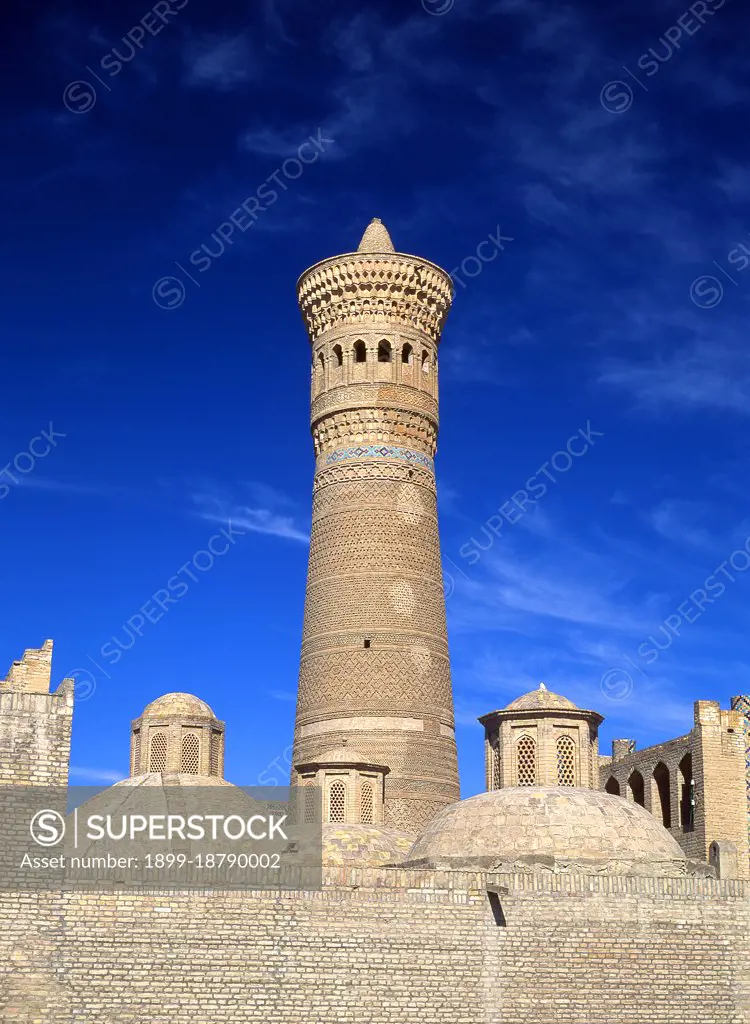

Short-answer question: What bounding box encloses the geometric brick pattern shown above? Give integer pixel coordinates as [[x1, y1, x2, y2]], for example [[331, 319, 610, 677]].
[[311, 380, 439, 423], [305, 509, 443, 579], [297, 248, 452, 345], [297, 650, 454, 719], [312, 479, 437, 519], [313, 460, 436, 492], [314, 409, 437, 458]]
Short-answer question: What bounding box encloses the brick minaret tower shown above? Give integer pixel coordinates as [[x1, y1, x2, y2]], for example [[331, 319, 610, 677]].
[[292, 218, 459, 832]]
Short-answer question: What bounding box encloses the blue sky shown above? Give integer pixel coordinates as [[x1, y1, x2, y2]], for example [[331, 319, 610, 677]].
[[2, 0, 749, 796]]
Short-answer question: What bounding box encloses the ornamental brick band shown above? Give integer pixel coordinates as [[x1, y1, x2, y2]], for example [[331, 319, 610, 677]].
[[322, 445, 434, 472]]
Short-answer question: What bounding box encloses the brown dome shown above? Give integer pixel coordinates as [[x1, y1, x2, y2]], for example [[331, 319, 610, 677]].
[[141, 693, 216, 719], [505, 683, 578, 712], [405, 788, 688, 876]]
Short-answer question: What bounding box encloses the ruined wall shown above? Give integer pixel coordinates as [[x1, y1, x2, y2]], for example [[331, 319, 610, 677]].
[[0, 640, 73, 787], [0, 869, 748, 1024]]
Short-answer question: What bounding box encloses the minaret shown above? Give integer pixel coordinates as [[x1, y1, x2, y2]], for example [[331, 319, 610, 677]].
[[292, 218, 459, 833]]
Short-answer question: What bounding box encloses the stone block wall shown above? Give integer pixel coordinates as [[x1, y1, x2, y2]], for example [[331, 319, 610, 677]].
[[1, 868, 748, 1024]]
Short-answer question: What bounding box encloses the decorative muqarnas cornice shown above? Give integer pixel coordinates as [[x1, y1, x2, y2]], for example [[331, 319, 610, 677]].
[[297, 254, 454, 346]]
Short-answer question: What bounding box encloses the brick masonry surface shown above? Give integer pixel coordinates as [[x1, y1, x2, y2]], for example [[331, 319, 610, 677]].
[[0, 683, 73, 787], [1, 868, 748, 1024]]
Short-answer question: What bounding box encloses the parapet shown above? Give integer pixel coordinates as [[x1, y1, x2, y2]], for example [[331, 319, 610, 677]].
[[1, 640, 54, 694], [709, 840, 740, 880]]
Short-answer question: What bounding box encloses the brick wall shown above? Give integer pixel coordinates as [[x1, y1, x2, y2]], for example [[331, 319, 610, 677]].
[[0, 682, 74, 787], [1, 868, 748, 1023], [694, 700, 748, 876]]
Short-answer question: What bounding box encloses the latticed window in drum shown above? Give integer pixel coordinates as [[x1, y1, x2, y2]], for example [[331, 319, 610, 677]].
[[181, 733, 200, 774], [209, 730, 221, 777], [360, 782, 374, 824], [492, 745, 502, 790], [328, 781, 346, 823], [149, 732, 167, 773], [131, 729, 140, 776], [556, 735, 576, 787], [304, 782, 318, 824], [516, 735, 537, 786]]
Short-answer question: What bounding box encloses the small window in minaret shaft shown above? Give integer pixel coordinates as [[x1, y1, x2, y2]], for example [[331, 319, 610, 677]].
[[364, 639, 371, 649], [354, 340, 367, 363]]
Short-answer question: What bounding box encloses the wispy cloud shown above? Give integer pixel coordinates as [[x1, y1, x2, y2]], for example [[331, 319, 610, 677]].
[[599, 338, 750, 416], [192, 485, 308, 544], [8, 477, 110, 496], [268, 688, 296, 703], [182, 32, 256, 91], [451, 544, 647, 635], [69, 766, 127, 784], [648, 500, 712, 549]]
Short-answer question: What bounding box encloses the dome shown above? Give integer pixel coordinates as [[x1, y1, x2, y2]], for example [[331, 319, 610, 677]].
[[505, 683, 578, 712], [317, 746, 370, 764], [113, 772, 233, 789], [141, 693, 216, 719], [320, 824, 415, 867], [68, 773, 254, 874], [295, 746, 389, 772], [404, 788, 688, 876]]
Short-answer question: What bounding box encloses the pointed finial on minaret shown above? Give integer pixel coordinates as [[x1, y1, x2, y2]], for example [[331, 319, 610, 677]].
[[357, 218, 395, 253], [539, 682, 547, 691]]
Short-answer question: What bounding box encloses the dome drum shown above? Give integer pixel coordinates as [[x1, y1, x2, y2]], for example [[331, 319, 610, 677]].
[[479, 684, 603, 791], [294, 746, 390, 828], [130, 692, 225, 779]]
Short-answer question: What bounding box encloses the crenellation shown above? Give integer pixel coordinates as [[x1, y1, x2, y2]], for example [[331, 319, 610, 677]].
[[1, 639, 54, 695]]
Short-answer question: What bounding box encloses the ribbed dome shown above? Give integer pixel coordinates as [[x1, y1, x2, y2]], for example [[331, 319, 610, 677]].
[[142, 693, 215, 719], [320, 824, 415, 867], [505, 683, 578, 712], [404, 788, 687, 876]]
